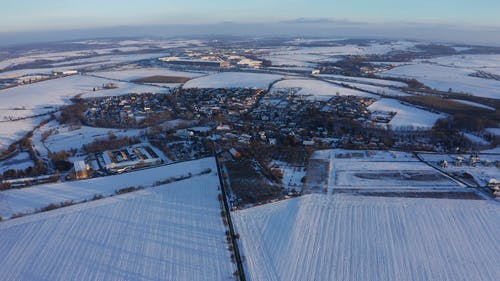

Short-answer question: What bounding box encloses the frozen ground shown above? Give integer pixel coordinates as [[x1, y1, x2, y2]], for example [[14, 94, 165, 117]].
[[0, 164, 235, 281], [381, 63, 500, 99], [0, 116, 48, 148], [31, 120, 142, 155], [0, 48, 167, 72], [272, 78, 377, 100], [0, 158, 215, 219], [270, 160, 305, 191], [92, 67, 207, 82], [320, 74, 407, 87], [463, 132, 490, 146], [426, 54, 500, 76], [268, 41, 416, 67], [338, 81, 411, 97], [311, 149, 460, 191], [368, 98, 443, 130], [234, 193, 500, 281], [450, 99, 495, 111], [486, 128, 500, 136], [0, 152, 33, 174], [183, 72, 283, 89], [0, 75, 166, 120]]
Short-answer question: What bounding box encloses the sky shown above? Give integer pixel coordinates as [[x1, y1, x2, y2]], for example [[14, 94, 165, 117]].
[[1, 1, 499, 45], [2, 0, 499, 32]]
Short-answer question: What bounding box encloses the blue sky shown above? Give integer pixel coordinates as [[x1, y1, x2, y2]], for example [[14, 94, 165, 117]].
[[1, 0, 500, 32]]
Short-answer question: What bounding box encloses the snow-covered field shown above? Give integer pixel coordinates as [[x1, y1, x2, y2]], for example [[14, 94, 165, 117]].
[[0, 162, 235, 281], [183, 72, 282, 89], [381, 63, 500, 99], [0, 158, 215, 219], [0, 116, 48, 147], [0, 75, 166, 119], [427, 54, 500, 76], [0, 46, 168, 72], [0, 152, 33, 173], [268, 41, 416, 67], [320, 74, 407, 87], [271, 160, 305, 191], [272, 78, 377, 100], [339, 81, 411, 97], [92, 67, 206, 82], [312, 149, 460, 190], [31, 120, 142, 155], [451, 99, 495, 111], [486, 128, 500, 136], [463, 132, 490, 146], [234, 193, 500, 281], [368, 98, 443, 129]]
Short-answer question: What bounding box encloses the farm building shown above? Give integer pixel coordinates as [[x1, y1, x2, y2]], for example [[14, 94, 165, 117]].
[[74, 161, 89, 180], [100, 145, 162, 173]]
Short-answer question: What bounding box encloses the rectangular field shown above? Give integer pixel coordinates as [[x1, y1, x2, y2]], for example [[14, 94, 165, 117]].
[[233, 194, 500, 281], [0, 158, 215, 219], [310, 149, 461, 191], [0, 169, 235, 281]]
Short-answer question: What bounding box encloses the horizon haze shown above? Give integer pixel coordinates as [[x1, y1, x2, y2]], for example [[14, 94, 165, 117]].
[[1, 0, 500, 45]]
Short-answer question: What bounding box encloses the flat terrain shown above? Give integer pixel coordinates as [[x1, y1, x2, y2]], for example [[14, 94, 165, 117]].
[[311, 149, 461, 191], [368, 98, 443, 130], [183, 72, 282, 89], [0, 158, 215, 219], [131, 75, 191, 84], [0, 165, 235, 281], [234, 193, 500, 281]]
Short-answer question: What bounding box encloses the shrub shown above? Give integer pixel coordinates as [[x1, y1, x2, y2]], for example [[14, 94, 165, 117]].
[[92, 194, 105, 200], [115, 185, 144, 195], [42, 203, 59, 212]]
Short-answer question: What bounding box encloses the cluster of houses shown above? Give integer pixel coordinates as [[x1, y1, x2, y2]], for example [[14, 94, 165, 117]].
[[438, 155, 500, 197], [85, 93, 174, 127], [164, 87, 406, 150], [442, 155, 499, 168], [172, 88, 263, 121]]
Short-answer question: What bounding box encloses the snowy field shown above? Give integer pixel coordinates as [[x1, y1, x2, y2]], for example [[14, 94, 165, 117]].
[[270, 160, 305, 191], [183, 72, 282, 89], [0, 50, 166, 72], [312, 149, 460, 190], [0, 75, 166, 119], [0, 152, 33, 174], [272, 79, 377, 100], [92, 67, 207, 82], [451, 99, 495, 111], [268, 41, 416, 67], [0, 117, 48, 148], [0, 158, 215, 219], [381, 63, 500, 99], [234, 193, 500, 281], [427, 54, 500, 76], [0, 165, 235, 281], [320, 74, 407, 87], [338, 81, 411, 97], [31, 120, 142, 155], [368, 98, 443, 129]]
